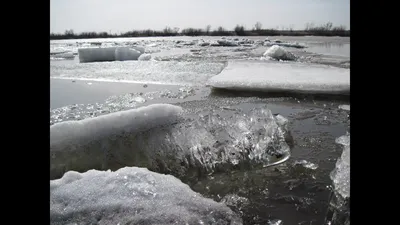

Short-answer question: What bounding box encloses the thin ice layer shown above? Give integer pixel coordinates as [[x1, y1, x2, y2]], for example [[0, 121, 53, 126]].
[[51, 60, 226, 85], [50, 106, 292, 181], [207, 61, 349, 94], [50, 167, 242, 225], [331, 134, 350, 199], [50, 104, 183, 179]]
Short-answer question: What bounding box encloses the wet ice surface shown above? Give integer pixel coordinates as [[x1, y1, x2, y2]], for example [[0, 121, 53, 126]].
[[325, 134, 350, 225], [50, 36, 350, 225], [51, 102, 292, 181], [50, 167, 242, 225]]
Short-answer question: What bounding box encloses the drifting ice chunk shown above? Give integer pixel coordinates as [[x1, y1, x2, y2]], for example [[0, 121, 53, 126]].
[[147, 43, 159, 47], [50, 167, 242, 225], [78, 46, 145, 63], [50, 105, 291, 181], [198, 42, 210, 46], [338, 104, 350, 111], [263, 45, 296, 61], [331, 134, 350, 199], [207, 61, 350, 95], [138, 53, 152, 61], [217, 40, 239, 46], [325, 133, 350, 225], [51, 52, 75, 60], [50, 104, 183, 179], [115, 47, 142, 61], [78, 47, 117, 63]]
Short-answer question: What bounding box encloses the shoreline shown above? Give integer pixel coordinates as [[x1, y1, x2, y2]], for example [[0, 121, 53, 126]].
[[50, 31, 350, 41]]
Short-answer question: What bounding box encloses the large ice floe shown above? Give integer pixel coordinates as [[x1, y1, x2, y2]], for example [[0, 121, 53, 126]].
[[50, 60, 226, 85], [50, 104, 292, 181], [78, 46, 145, 63], [207, 61, 350, 95], [50, 167, 242, 225], [325, 133, 350, 225]]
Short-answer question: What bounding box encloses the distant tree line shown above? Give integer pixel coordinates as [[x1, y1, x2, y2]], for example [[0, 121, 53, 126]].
[[50, 22, 349, 40]]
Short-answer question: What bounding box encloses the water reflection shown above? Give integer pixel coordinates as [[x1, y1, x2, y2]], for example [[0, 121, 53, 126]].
[[307, 43, 350, 57]]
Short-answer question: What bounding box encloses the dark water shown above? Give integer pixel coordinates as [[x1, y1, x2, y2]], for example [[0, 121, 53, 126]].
[[178, 99, 349, 225]]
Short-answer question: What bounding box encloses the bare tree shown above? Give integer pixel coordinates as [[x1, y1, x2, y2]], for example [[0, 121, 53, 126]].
[[305, 22, 315, 30], [324, 22, 333, 31], [64, 29, 74, 36], [254, 22, 262, 31], [205, 25, 211, 34]]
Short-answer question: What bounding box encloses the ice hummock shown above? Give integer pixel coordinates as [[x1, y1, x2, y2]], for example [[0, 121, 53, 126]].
[[207, 61, 350, 95], [50, 167, 242, 225], [78, 46, 145, 63], [51, 105, 292, 181], [263, 45, 296, 61], [50, 104, 183, 179]]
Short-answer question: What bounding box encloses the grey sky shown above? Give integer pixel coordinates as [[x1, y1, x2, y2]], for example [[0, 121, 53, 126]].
[[50, 0, 349, 33]]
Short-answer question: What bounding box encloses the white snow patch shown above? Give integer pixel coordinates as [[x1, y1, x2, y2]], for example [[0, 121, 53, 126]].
[[263, 45, 296, 61], [50, 167, 242, 224], [207, 61, 350, 94]]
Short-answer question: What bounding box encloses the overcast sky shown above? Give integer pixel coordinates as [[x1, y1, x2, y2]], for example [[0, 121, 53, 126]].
[[50, 0, 349, 33]]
